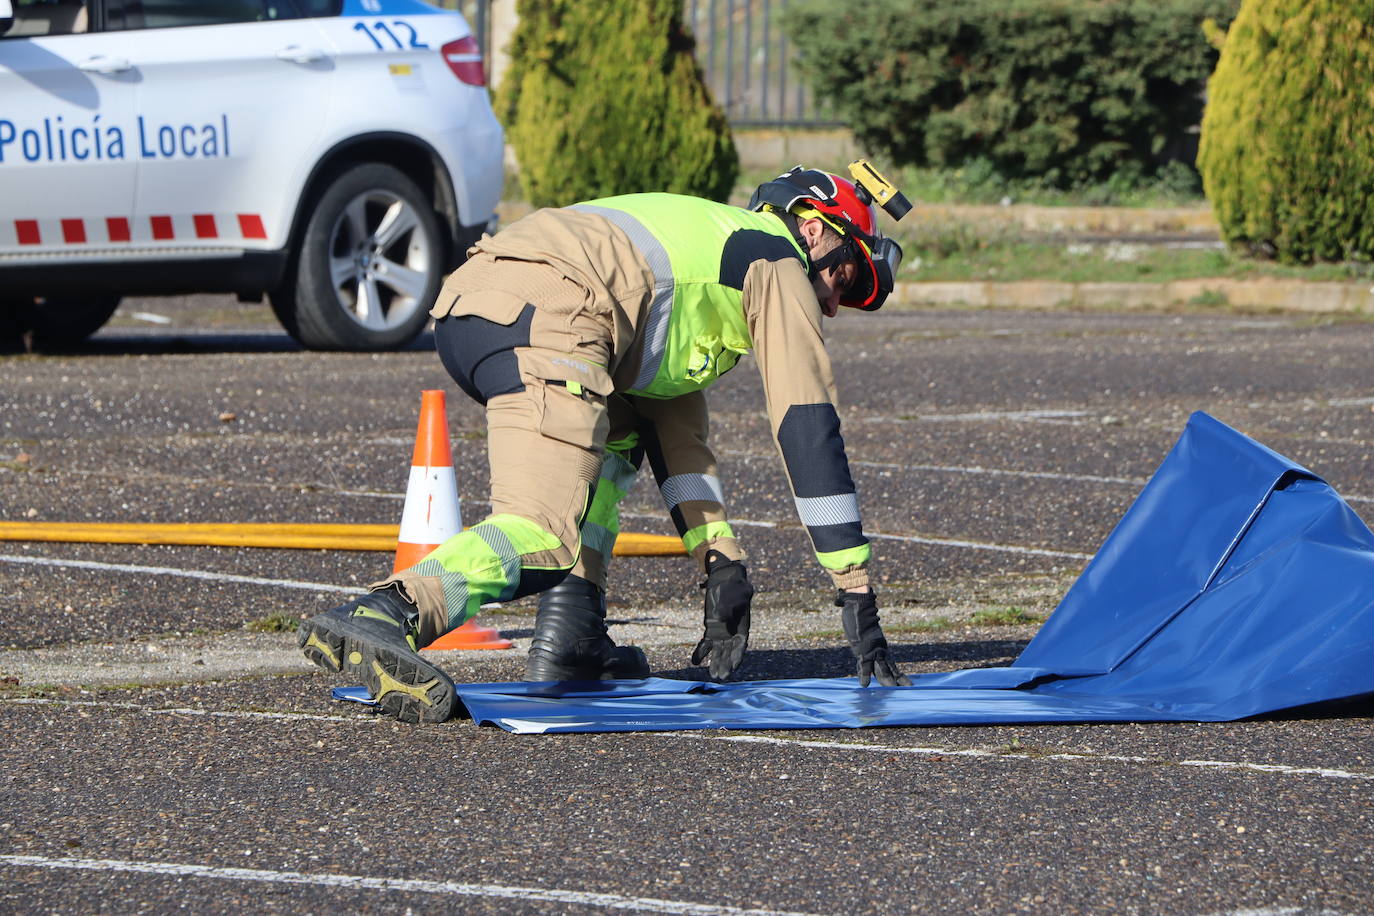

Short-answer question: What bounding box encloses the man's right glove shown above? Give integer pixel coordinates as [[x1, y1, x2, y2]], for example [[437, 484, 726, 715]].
[[691, 550, 754, 681], [837, 589, 911, 688]]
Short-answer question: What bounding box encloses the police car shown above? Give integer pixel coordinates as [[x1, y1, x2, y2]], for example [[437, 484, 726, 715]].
[[0, 0, 503, 350]]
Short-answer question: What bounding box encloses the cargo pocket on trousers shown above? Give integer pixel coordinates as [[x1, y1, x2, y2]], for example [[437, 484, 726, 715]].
[[516, 348, 613, 451], [435, 288, 531, 325]]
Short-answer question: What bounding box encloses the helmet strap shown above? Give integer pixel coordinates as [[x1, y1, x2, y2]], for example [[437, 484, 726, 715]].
[[810, 245, 852, 277], [777, 211, 819, 280], [778, 209, 856, 282]]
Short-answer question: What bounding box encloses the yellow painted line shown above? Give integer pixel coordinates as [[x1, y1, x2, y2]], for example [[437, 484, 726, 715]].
[[0, 521, 685, 556]]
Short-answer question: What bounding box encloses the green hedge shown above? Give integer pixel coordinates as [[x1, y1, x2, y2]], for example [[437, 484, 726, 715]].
[[1198, 0, 1374, 263], [496, 0, 738, 207], [785, 0, 1238, 187]]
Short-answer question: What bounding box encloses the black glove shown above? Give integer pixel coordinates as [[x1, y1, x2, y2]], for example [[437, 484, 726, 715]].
[[837, 589, 911, 687], [691, 550, 754, 681]]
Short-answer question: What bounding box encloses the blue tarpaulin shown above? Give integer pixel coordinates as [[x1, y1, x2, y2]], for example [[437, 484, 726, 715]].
[[334, 412, 1374, 733]]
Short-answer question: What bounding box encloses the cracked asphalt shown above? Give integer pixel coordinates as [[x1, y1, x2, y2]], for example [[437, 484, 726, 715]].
[[0, 296, 1371, 915]]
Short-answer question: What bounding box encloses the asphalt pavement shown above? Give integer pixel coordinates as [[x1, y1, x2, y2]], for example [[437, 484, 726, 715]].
[[1, 295, 1371, 915]]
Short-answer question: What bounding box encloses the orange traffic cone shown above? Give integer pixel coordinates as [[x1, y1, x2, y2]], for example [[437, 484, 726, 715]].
[[394, 389, 512, 651]]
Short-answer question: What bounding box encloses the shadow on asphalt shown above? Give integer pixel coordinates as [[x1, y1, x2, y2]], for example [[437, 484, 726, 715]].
[[1, 330, 438, 357], [651, 638, 1032, 683], [1253, 692, 1374, 722]]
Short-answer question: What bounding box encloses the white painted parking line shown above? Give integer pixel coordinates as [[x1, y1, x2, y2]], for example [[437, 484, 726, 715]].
[[665, 733, 1374, 783], [620, 512, 1094, 561], [858, 529, 1092, 560], [0, 854, 821, 916], [0, 552, 358, 594], [864, 408, 1094, 424], [3, 697, 380, 724], [852, 458, 1143, 487], [6, 698, 1370, 784]]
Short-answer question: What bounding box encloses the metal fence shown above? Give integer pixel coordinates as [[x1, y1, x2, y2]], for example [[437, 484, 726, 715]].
[[685, 0, 839, 127], [446, 0, 838, 128]]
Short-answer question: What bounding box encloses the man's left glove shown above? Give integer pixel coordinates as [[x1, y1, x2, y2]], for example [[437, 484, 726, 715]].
[[691, 550, 754, 681], [837, 589, 911, 687]]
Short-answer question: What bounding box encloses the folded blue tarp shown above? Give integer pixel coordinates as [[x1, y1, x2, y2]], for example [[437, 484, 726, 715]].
[[334, 412, 1374, 733]]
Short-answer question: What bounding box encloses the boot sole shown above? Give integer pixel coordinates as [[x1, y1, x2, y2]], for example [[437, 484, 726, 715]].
[[298, 616, 455, 724]]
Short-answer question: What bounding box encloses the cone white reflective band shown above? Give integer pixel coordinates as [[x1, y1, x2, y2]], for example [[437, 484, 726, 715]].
[[793, 493, 861, 527], [659, 473, 725, 510], [398, 465, 462, 543]]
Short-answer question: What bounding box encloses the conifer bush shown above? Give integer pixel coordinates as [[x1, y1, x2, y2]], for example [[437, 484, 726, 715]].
[[1198, 0, 1374, 263], [496, 0, 738, 207]]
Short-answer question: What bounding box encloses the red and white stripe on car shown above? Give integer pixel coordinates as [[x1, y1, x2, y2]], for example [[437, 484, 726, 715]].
[[5, 213, 269, 247]]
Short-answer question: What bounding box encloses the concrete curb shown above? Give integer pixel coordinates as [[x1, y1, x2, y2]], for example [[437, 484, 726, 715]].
[[893, 278, 1374, 314], [904, 204, 1218, 236]]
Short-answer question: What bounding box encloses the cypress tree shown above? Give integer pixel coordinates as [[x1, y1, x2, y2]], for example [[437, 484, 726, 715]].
[[1198, 0, 1374, 262], [496, 0, 738, 207]]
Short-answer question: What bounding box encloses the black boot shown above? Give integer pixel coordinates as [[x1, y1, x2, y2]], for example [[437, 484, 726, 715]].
[[526, 575, 650, 682], [298, 585, 456, 723]]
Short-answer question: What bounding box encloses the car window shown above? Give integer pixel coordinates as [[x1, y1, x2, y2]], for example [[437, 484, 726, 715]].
[[293, 0, 339, 17], [103, 0, 305, 30], [1, 0, 90, 38]]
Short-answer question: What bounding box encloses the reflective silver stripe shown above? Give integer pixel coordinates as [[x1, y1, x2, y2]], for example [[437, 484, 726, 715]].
[[581, 521, 617, 558], [571, 203, 674, 390], [411, 557, 474, 630], [412, 523, 522, 626], [660, 473, 725, 510], [793, 493, 862, 528], [600, 450, 639, 492], [474, 522, 522, 601]]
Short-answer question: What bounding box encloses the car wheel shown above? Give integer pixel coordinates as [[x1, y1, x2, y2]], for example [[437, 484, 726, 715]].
[[273, 163, 446, 351], [2, 294, 121, 350]]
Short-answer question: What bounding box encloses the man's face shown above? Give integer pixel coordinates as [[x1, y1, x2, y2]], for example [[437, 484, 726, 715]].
[[812, 259, 857, 318], [799, 218, 858, 317]]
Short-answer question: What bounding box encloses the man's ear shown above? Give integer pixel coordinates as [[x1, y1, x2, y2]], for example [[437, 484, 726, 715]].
[[797, 217, 824, 249]]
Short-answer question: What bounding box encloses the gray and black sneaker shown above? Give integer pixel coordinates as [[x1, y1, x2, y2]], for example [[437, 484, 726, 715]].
[[298, 585, 455, 723]]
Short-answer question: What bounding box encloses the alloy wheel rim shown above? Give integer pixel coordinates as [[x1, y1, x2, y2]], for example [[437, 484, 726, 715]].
[[327, 189, 433, 332]]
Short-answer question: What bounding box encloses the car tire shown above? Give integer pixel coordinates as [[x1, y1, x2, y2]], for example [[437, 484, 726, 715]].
[[2, 294, 121, 350], [272, 163, 446, 351]]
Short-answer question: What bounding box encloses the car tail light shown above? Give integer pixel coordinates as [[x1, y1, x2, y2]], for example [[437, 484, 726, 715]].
[[441, 36, 486, 87]]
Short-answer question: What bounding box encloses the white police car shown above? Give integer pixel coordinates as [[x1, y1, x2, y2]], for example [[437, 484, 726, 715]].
[[0, 0, 503, 350]]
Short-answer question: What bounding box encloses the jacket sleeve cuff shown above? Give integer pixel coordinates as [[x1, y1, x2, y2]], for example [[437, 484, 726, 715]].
[[688, 530, 745, 572], [827, 566, 872, 591]]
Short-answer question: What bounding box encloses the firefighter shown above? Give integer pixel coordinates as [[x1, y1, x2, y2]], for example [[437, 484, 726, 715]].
[[298, 164, 913, 722]]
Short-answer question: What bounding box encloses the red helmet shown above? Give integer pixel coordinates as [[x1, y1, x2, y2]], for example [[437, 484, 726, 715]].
[[748, 166, 902, 311]]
